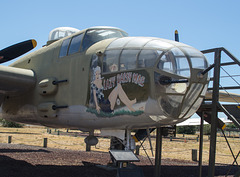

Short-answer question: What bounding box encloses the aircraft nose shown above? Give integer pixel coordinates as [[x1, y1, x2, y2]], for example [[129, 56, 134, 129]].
[[150, 44, 209, 121], [105, 37, 209, 122]]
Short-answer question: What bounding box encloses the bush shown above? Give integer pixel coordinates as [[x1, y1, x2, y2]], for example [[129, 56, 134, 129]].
[[226, 123, 237, 129], [0, 119, 23, 128], [177, 126, 196, 135], [203, 124, 211, 135]]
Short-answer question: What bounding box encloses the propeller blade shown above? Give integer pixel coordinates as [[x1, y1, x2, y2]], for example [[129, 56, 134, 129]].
[[0, 39, 37, 64], [175, 30, 179, 42]]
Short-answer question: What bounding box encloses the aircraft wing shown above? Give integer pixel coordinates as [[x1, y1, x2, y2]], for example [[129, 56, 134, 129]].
[[177, 117, 232, 126], [0, 65, 36, 95], [0, 39, 37, 105], [205, 90, 240, 103], [177, 118, 209, 126]]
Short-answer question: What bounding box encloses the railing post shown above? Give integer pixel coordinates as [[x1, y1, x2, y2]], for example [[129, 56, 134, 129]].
[[208, 48, 221, 177]]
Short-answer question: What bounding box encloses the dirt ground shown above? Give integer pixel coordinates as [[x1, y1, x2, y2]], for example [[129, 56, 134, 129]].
[[0, 143, 238, 177], [0, 126, 239, 164], [0, 126, 239, 176]]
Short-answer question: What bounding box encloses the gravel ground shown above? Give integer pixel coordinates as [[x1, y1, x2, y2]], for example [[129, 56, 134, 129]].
[[0, 143, 238, 177]]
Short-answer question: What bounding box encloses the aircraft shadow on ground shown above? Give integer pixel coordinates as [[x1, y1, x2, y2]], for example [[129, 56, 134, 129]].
[[0, 148, 50, 153], [0, 155, 238, 177]]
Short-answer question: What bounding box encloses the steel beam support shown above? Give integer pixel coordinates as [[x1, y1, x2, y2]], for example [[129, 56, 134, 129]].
[[218, 103, 240, 128], [154, 127, 163, 177], [222, 48, 240, 67], [202, 47, 240, 67], [208, 49, 221, 177], [221, 129, 238, 166], [198, 111, 204, 177]]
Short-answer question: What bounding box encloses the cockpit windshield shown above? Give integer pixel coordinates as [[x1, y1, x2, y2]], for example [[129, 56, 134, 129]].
[[81, 29, 128, 51], [103, 37, 208, 77]]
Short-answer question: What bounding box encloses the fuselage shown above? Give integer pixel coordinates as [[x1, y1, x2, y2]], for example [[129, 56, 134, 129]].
[[2, 26, 209, 130]]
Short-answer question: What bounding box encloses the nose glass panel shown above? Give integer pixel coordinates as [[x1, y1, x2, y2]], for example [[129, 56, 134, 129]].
[[138, 50, 162, 68], [179, 83, 203, 118], [158, 47, 190, 78], [181, 46, 208, 70], [144, 40, 173, 50], [158, 95, 184, 117], [155, 45, 209, 119]]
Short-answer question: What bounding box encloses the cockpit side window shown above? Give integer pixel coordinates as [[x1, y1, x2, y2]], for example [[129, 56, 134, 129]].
[[59, 33, 83, 58], [68, 33, 83, 55], [59, 38, 71, 58]]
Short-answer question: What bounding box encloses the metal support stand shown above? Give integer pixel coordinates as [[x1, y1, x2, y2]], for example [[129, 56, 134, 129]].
[[208, 49, 221, 177], [200, 47, 240, 177], [125, 129, 131, 150], [154, 127, 163, 177]]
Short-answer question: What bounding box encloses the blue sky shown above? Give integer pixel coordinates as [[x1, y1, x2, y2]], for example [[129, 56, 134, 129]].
[[1, 0, 239, 59], [2, 1, 240, 82], [1, 1, 240, 80], [1, 1, 239, 73]]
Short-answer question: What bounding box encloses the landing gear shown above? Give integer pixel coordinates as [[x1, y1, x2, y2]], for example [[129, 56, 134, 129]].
[[109, 130, 144, 177], [110, 129, 135, 151], [84, 131, 98, 151]]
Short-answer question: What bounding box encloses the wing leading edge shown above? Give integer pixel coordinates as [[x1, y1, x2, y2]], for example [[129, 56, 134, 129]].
[[0, 65, 36, 95], [205, 90, 240, 103]]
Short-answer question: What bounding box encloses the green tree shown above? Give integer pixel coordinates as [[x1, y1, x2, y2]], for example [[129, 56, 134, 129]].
[[226, 123, 237, 129], [203, 124, 211, 135], [177, 126, 196, 134]]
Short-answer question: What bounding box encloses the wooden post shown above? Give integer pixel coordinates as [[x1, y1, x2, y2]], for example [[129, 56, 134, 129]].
[[86, 144, 91, 151], [192, 149, 197, 161], [135, 145, 140, 155], [8, 136, 12, 144], [43, 138, 48, 148]]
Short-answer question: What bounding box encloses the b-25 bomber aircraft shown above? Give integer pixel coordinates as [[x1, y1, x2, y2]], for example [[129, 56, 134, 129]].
[[0, 26, 210, 148]]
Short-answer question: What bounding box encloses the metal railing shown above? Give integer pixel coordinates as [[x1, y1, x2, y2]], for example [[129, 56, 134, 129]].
[[200, 47, 240, 177]]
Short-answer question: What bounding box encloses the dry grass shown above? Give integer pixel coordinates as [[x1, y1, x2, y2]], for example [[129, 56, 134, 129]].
[[0, 126, 239, 165], [140, 133, 240, 165]]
